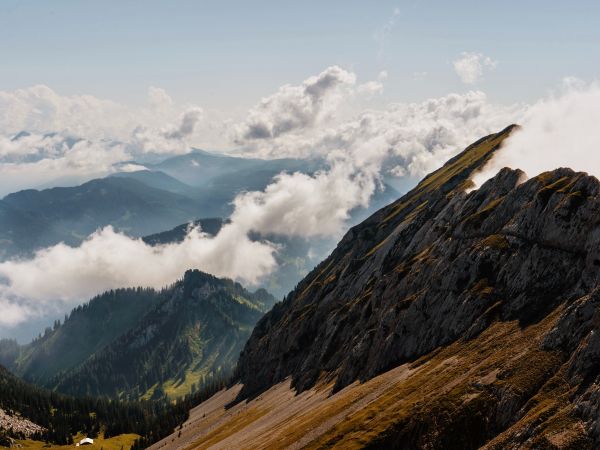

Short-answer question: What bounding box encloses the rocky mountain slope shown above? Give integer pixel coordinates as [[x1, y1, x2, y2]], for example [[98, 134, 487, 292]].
[[236, 125, 524, 399], [1, 270, 274, 401], [155, 124, 600, 448]]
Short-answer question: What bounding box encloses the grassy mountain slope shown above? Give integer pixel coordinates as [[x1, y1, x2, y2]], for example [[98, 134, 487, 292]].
[[149, 309, 578, 450]]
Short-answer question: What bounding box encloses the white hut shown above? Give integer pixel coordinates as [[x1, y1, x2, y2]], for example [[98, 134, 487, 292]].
[[76, 437, 94, 446]]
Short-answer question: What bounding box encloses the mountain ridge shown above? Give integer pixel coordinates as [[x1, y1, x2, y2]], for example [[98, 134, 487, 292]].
[[236, 124, 520, 399], [159, 124, 600, 448]]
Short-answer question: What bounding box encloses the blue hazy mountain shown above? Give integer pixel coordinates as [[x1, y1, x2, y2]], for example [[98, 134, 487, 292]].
[[0, 177, 204, 259], [146, 148, 322, 188], [0, 151, 325, 260], [0, 148, 399, 344]]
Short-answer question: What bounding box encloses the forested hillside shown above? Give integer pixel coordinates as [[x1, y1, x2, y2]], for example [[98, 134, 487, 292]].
[[1, 270, 274, 401], [0, 362, 230, 449]]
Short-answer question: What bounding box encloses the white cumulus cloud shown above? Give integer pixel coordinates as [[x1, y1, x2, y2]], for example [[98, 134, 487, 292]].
[[453, 52, 498, 84], [0, 85, 210, 194], [237, 89, 525, 179], [234, 66, 356, 142]]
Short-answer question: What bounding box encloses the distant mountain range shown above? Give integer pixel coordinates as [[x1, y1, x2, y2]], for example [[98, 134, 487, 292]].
[[145, 148, 322, 191], [0, 149, 322, 259], [0, 148, 399, 316], [0, 177, 204, 258], [0, 269, 274, 401], [0, 149, 394, 257]]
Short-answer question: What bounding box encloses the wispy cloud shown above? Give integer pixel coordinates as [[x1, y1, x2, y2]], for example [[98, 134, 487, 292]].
[[374, 7, 401, 59], [472, 79, 600, 187]]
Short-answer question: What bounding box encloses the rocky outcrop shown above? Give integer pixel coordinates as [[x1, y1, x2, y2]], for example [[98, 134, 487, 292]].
[[233, 125, 600, 447], [0, 408, 44, 438]]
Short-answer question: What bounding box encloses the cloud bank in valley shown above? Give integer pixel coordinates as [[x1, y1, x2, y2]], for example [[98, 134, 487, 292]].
[[0, 154, 381, 326], [0, 225, 278, 326], [10, 65, 589, 332]]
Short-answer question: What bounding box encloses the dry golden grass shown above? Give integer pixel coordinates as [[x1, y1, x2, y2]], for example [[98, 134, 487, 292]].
[[149, 302, 588, 449], [382, 128, 511, 225], [18, 433, 139, 450]]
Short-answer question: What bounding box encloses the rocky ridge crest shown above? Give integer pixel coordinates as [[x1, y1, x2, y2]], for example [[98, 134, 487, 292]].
[[235, 125, 600, 447]]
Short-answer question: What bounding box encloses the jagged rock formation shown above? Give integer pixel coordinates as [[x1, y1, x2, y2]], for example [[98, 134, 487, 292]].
[[237, 125, 520, 397], [228, 124, 600, 448]]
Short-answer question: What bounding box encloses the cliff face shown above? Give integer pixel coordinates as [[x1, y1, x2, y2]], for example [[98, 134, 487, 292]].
[[237, 125, 522, 397], [232, 125, 600, 447]]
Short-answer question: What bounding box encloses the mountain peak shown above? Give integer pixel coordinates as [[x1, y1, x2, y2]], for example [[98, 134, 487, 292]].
[[235, 125, 600, 413]]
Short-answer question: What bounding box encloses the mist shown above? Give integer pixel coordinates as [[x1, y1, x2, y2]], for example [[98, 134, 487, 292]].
[[472, 80, 600, 186]]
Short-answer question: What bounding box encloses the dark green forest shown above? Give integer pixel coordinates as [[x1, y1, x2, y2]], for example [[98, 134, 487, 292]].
[[0, 363, 230, 448], [1, 270, 274, 401]]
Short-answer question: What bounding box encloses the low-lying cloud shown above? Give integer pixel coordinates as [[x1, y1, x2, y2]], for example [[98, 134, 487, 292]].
[[0, 137, 390, 327], [0, 225, 278, 327]]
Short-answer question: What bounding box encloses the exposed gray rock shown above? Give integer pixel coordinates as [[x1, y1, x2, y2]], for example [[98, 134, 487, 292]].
[[235, 124, 600, 446]]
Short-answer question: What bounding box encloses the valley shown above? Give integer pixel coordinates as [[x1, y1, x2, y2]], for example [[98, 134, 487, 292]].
[[2, 5, 596, 448]]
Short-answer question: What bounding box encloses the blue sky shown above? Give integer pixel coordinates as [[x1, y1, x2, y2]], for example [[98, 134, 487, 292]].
[[2, 0, 600, 340], [2, 0, 599, 111]]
